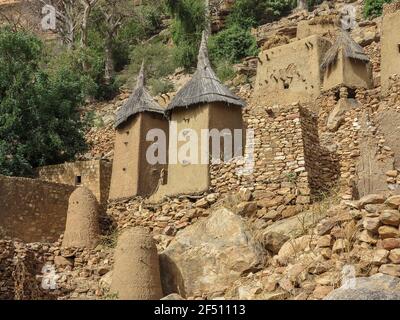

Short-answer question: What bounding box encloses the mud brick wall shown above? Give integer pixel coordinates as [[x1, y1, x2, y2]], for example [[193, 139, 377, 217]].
[[0, 175, 75, 242], [36, 160, 112, 205]]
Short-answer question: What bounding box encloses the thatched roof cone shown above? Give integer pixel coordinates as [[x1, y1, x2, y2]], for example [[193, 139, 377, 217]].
[[321, 30, 370, 71], [167, 32, 246, 111], [115, 61, 165, 128]]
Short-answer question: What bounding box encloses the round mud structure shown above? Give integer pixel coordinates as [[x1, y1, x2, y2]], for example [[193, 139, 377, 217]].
[[110, 227, 163, 300], [62, 187, 100, 248]]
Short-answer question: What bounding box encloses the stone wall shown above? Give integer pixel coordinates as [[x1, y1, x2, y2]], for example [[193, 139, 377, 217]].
[[300, 107, 340, 197], [0, 239, 114, 300], [209, 103, 339, 204], [0, 240, 53, 300], [315, 75, 400, 199], [36, 160, 112, 205], [0, 175, 75, 242]]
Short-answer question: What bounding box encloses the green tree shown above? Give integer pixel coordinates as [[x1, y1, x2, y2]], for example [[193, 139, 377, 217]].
[[227, 0, 296, 28], [209, 24, 258, 63], [166, 0, 206, 69], [0, 29, 90, 176]]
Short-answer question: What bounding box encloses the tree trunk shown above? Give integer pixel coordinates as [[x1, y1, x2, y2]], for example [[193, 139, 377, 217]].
[[80, 5, 90, 49], [104, 35, 114, 85], [65, 18, 75, 50], [297, 0, 308, 11], [80, 3, 91, 71]]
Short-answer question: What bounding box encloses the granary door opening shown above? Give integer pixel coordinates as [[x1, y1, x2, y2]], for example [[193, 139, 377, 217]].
[[75, 175, 82, 186]]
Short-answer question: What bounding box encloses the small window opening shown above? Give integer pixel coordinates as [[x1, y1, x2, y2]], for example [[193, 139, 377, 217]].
[[398, 43, 400, 53], [126, 131, 130, 135], [75, 176, 82, 185], [347, 88, 356, 99], [283, 82, 290, 89]]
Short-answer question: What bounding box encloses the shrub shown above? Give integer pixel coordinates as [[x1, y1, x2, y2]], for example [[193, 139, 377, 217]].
[[364, 0, 393, 18], [214, 59, 236, 83], [209, 24, 259, 63], [149, 78, 175, 96]]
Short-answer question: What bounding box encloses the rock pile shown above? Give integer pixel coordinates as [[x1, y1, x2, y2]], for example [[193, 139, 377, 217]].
[[222, 192, 400, 300]]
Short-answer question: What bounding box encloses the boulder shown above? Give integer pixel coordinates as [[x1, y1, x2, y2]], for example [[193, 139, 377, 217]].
[[161, 293, 185, 300], [363, 217, 381, 233], [389, 249, 400, 264], [378, 226, 399, 239], [160, 208, 265, 298], [327, 99, 351, 132], [277, 235, 312, 265], [382, 238, 400, 250], [380, 210, 400, 227], [372, 249, 389, 265], [261, 210, 328, 254], [378, 264, 400, 277], [358, 194, 387, 208], [325, 273, 400, 300], [385, 195, 400, 209]]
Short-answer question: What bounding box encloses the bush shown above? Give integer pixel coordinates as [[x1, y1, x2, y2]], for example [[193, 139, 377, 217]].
[[0, 29, 89, 176], [209, 24, 259, 63], [149, 78, 175, 96], [364, 0, 393, 18], [118, 41, 177, 90], [214, 59, 236, 83]]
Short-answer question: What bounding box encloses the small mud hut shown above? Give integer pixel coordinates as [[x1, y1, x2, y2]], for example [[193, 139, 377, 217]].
[[321, 30, 372, 91]]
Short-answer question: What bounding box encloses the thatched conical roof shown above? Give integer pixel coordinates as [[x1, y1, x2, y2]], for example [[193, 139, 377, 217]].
[[321, 30, 370, 70], [115, 62, 165, 128], [167, 32, 246, 111]]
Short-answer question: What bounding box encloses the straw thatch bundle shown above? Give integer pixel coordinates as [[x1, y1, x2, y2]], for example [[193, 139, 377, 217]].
[[115, 62, 165, 128], [167, 32, 245, 111]]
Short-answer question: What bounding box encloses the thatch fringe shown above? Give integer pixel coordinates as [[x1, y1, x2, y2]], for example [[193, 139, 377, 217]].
[[115, 62, 165, 128], [321, 30, 370, 71], [167, 32, 245, 111]]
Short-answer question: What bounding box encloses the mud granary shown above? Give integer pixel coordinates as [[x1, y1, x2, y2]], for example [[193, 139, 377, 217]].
[[153, 32, 245, 200], [109, 62, 169, 201]]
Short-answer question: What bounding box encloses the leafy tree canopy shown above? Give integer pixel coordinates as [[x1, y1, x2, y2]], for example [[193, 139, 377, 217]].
[[0, 28, 90, 176]]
